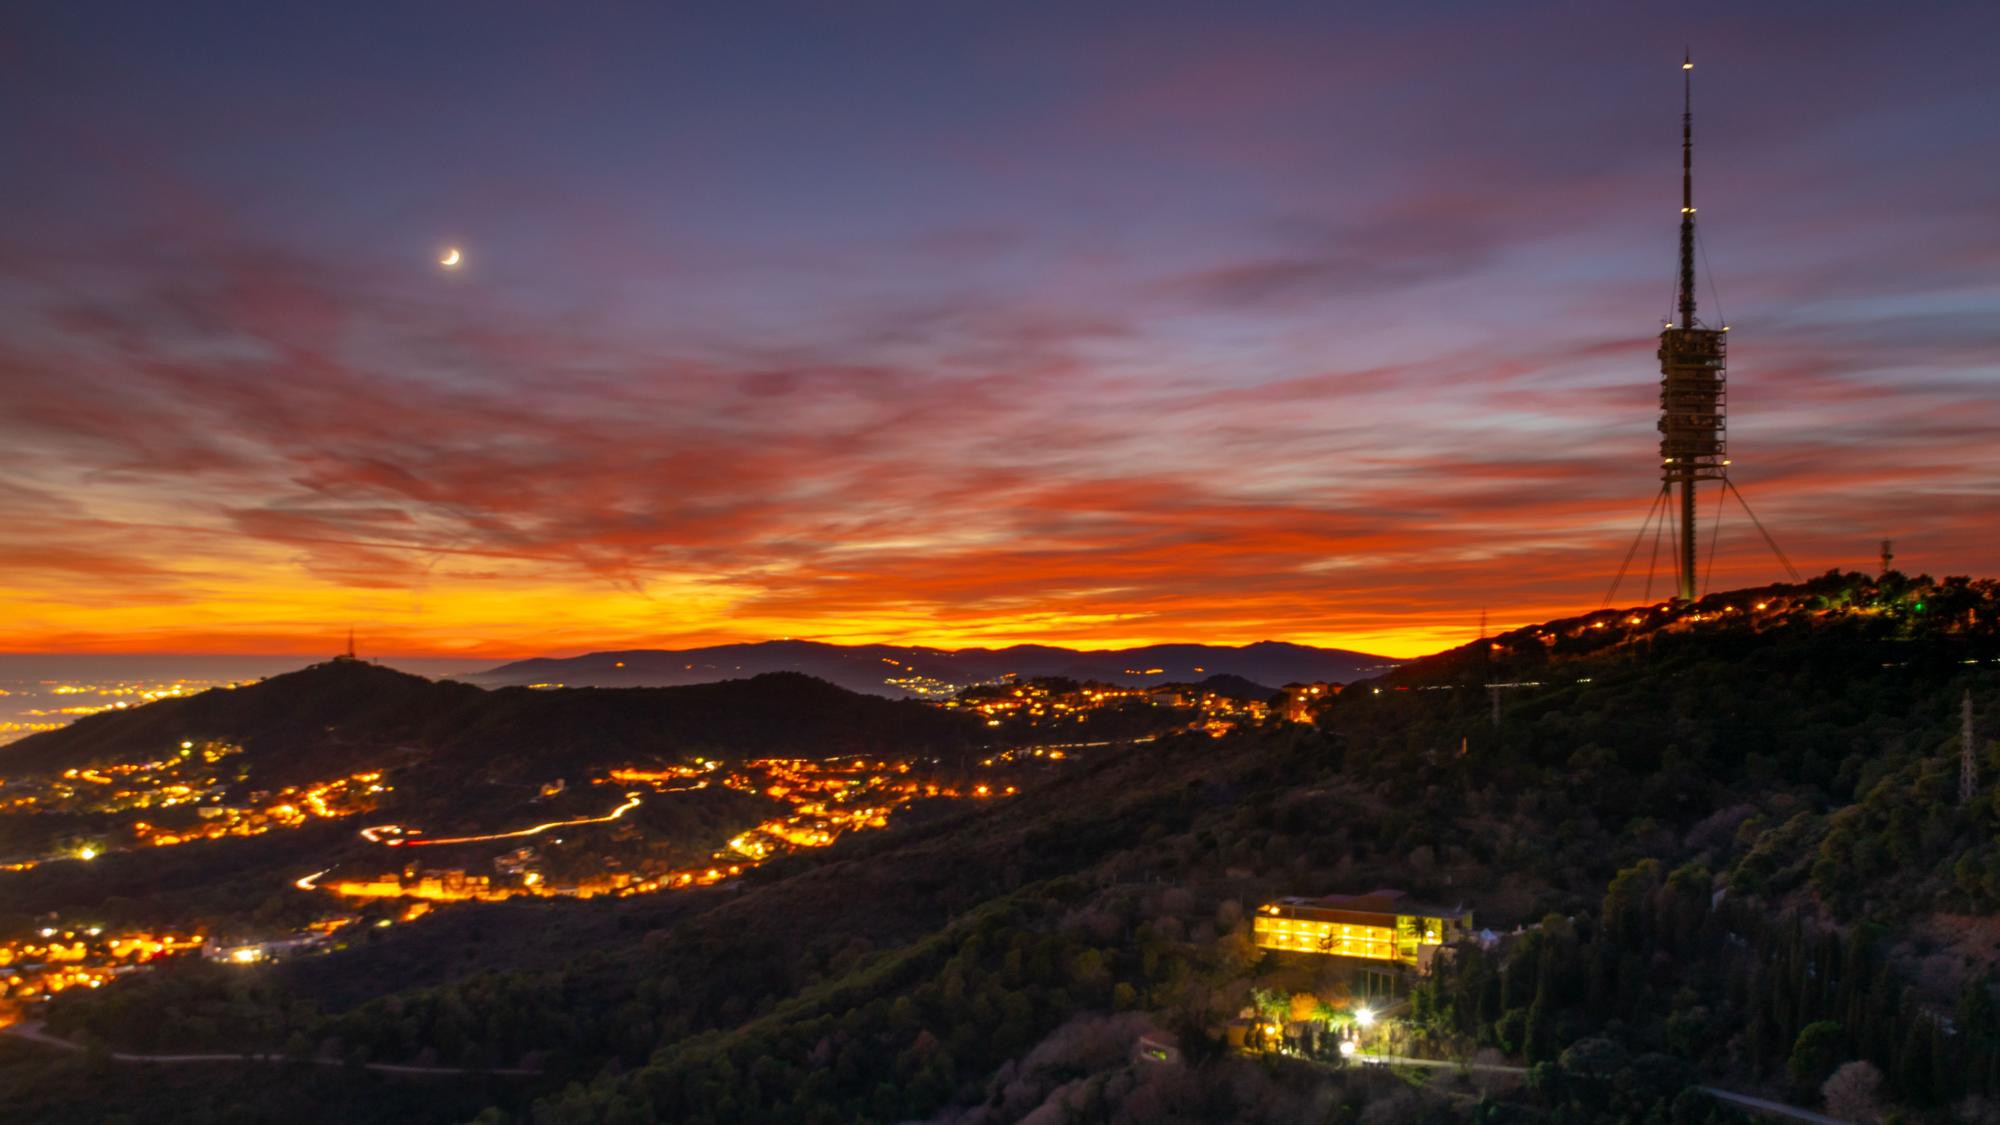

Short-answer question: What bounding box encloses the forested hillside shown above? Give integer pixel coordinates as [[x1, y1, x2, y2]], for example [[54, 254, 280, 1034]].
[[7, 570, 1998, 1124]]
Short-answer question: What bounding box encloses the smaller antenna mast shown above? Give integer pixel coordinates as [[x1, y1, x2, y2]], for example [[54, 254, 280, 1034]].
[[1964, 691, 1980, 806]]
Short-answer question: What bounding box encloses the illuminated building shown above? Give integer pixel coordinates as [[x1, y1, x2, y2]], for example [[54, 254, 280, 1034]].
[[1281, 682, 1338, 723], [1252, 889, 1471, 971], [202, 933, 328, 964]]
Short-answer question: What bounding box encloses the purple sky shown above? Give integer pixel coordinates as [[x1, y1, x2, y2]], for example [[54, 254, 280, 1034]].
[[2, 3, 1996, 659]]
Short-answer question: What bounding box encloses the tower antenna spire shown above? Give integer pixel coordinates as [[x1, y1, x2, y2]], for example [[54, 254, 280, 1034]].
[[1678, 51, 1697, 328]]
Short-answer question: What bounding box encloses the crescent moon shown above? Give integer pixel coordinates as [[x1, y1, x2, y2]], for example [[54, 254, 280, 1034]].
[[440, 248, 462, 268]]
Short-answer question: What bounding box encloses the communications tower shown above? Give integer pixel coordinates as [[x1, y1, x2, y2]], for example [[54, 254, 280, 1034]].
[[1657, 54, 1727, 603], [1603, 57, 1799, 608]]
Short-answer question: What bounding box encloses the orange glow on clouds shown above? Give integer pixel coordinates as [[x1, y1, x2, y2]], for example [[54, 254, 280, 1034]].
[[3, 249, 1995, 664]]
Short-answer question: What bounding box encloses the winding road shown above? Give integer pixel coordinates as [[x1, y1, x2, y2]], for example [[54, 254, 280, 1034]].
[[1, 1020, 541, 1077], [360, 791, 643, 848], [1355, 1053, 1849, 1123], [2, 1019, 1849, 1115]]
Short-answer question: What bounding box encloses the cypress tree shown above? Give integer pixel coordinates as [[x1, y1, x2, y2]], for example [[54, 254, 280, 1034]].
[[1897, 1011, 1933, 1105], [1586, 939, 1616, 1021], [1525, 949, 1558, 1064]]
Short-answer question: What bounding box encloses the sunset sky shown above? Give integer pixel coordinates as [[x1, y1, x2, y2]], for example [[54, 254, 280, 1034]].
[[3, 4, 1997, 661]]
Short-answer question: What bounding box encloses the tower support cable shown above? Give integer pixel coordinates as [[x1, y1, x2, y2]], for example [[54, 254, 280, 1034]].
[[1603, 485, 1669, 608], [1646, 482, 1673, 604], [1725, 478, 1801, 582], [1702, 474, 1727, 597]]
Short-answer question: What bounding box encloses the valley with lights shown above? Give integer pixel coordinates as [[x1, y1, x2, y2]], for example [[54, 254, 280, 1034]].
[[0, 657, 1248, 1036], [0, 748, 1026, 1020]]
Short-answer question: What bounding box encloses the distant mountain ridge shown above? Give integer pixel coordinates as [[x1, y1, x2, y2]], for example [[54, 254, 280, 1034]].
[[465, 639, 1395, 697], [0, 661, 985, 790]]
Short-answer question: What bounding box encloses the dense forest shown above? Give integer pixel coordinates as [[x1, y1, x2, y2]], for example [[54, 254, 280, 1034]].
[[4, 570, 1997, 1123]]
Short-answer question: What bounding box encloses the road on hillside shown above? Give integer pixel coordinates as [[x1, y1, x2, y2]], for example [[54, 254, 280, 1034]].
[[360, 790, 644, 848], [1353, 1053, 1849, 1124], [1, 1020, 541, 1077], [1700, 1087, 1849, 1125]]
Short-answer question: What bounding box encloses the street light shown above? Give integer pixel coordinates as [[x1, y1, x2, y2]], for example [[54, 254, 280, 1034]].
[[1355, 1006, 1376, 1028]]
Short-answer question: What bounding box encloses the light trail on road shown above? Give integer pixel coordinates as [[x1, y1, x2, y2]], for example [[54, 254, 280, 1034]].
[[358, 792, 643, 849]]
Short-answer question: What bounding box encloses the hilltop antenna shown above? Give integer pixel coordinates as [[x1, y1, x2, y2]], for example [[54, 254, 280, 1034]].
[[1880, 539, 1895, 577], [1618, 55, 1796, 603], [1656, 52, 1726, 603], [1964, 690, 1980, 806]]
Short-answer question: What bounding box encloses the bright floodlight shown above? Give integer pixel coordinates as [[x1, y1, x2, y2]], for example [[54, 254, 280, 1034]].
[[1355, 1006, 1376, 1028]]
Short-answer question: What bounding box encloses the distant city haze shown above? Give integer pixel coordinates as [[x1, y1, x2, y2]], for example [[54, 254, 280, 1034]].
[[0, 653, 476, 746], [4, 4, 1997, 660]]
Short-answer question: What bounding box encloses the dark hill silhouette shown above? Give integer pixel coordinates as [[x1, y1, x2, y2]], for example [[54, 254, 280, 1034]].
[[1189, 673, 1279, 700], [425, 671, 986, 783], [466, 639, 1392, 697], [0, 659, 481, 779], [0, 661, 987, 787]]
